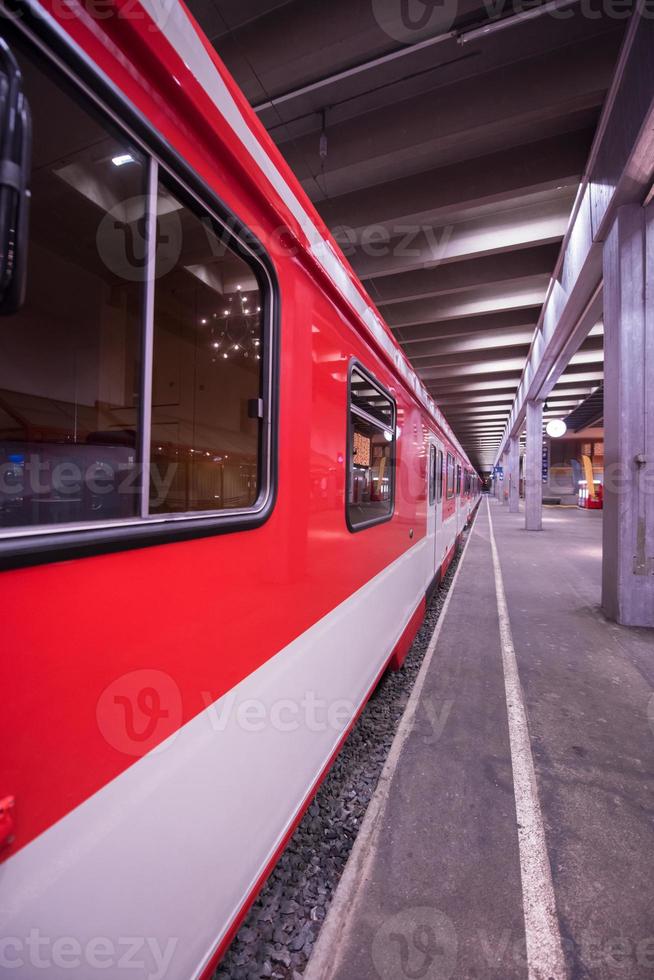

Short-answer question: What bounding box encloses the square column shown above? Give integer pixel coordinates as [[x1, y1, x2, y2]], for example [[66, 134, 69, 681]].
[[525, 400, 543, 531], [508, 436, 520, 513], [502, 452, 509, 504], [602, 204, 654, 628]]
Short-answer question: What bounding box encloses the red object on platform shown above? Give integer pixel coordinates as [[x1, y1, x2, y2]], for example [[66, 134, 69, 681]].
[[0, 797, 15, 851], [579, 481, 604, 509]]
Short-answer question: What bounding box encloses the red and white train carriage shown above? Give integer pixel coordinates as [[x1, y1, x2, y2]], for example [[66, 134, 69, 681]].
[[0, 1, 480, 975]]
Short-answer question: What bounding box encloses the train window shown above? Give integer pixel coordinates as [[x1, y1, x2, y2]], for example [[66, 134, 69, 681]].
[[149, 180, 262, 515], [0, 27, 275, 556], [437, 450, 443, 503], [428, 444, 436, 506], [446, 453, 455, 499], [347, 364, 395, 531], [0, 39, 147, 530], [456, 465, 462, 495]]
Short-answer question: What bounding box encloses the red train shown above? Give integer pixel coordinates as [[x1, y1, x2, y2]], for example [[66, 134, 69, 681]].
[[0, 1, 480, 976]]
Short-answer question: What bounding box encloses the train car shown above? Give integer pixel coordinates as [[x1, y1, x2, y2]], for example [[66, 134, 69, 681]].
[[0, 1, 480, 976]]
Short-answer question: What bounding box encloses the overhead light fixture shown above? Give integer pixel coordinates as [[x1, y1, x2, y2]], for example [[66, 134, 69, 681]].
[[546, 419, 568, 438], [111, 153, 135, 167]]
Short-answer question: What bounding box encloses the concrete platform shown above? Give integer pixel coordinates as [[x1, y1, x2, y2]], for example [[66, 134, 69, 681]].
[[305, 498, 654, 980]]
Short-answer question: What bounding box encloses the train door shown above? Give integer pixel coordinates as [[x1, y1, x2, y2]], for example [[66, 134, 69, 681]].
[[427, 438, 440, 580]]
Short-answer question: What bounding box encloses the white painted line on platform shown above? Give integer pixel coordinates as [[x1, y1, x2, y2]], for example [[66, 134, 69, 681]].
[[486, 498, 567, 980]]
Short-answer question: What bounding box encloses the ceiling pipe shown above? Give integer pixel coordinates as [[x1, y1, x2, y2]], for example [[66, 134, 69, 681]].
[[253, 0, 581, 114], [458, 0, 580, 46], [253, 30, 457, 113]]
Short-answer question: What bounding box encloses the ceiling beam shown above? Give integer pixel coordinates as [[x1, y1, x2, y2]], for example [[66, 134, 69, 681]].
[[406, 329, 535, 359], [352, 198, 572, 280], [370, 243, 560, 306], [318, 135, 589, 229], [427, 374, 523, 393], [395, 308, 540, 346], [386, 277, 549, 328], [421, 357, 527, 380]]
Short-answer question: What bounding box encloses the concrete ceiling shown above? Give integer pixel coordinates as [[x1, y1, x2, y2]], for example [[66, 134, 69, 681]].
[[187, 0, 622, 471]]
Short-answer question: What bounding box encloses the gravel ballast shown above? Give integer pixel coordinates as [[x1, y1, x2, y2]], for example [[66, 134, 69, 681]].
[[214, 538, 467, 980]]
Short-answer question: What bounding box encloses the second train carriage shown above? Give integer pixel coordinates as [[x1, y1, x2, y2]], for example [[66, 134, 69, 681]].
[[0, 1, 481, 976]]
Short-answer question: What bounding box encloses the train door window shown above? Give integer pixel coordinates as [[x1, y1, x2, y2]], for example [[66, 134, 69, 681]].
[[446, 453, 455, 499], [437, 450, 443, 502], [456, 465, 462, 496], [0, 38, 147, 530], [428, 444, 436, 506], [149, 180, 263, 515], [347, 364, 395, 530]]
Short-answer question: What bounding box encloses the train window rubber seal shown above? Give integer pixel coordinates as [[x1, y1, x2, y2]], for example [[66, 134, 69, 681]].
[[0, 2, 280, 571], [345, 358, 396, 535]]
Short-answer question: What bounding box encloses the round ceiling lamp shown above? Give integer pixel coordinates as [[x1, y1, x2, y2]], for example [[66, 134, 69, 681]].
[[546, 419, 568, 438]]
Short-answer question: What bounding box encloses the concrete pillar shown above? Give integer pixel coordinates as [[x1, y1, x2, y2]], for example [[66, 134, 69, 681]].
[[602, 203, 654, 628], [525, 400, 543, 531], [508, 436, 520, 513], [501, 453, 509, 504]]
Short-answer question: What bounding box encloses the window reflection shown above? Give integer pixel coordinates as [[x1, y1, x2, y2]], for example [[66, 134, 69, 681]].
[[0, 44, 146, 529], [149, 183, 262, 514], [348, 366, 395, 529], [446, 453, 455, 498]]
